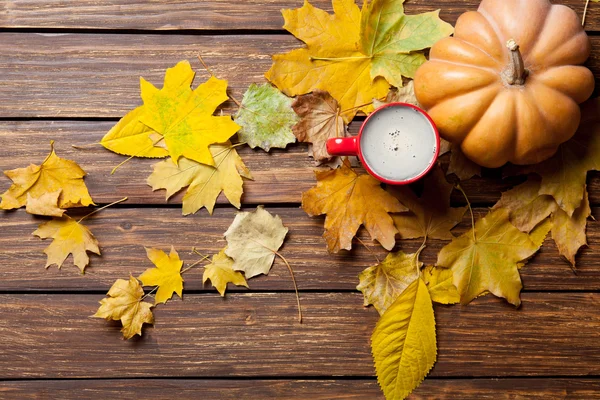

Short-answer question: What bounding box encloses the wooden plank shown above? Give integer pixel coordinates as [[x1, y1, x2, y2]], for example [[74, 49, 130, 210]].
[[0, 208, 598, 291], [3, 121, 600, 207], [0, 293, 599, 378], [1, 378, 599, 399], [1, 32, 600, 118], [2, 0, 598, 32]]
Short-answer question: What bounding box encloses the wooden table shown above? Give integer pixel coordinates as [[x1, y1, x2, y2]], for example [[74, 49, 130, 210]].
[[1, 1, 600, 398]]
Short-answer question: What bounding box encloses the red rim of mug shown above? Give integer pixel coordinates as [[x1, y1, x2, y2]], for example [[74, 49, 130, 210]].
[[356, 102, 441, 185]]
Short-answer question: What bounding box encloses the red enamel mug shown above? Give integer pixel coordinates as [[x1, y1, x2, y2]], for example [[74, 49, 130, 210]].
[[326, 102, 440, 185]]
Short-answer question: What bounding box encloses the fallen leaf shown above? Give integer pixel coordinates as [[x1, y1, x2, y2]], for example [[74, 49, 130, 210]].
[[1, 141, 94, 211], [235, 83, 298, 151], [371, 278, 436, 400], [390, 166, 466, 241], [203, 248, 249, 296], [302, 159, 406, 252], [357, 250, 421, 315], [138, 246, 184, 305], [265, 0, 453, 122], [492, 177, 558, 232], [33, 216, 100, 273], [292, 90, 347, 163], [421, 265, 460, 305], [436, 209, 547, 306], [372, 80, 420, 109], [447, 144, 481, 181], [509, 99, 600, 216], [26, 190, 65, 217], [102, 60, 239, 166], [224, 206, 288, 278], [93, 275, 154, 340], [551, 187, 590, 266], [147, 142, 252, 215]]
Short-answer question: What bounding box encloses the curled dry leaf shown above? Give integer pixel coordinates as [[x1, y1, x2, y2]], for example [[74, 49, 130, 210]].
[[292, 90, 347, 164], [357, 250, 421, 315], [101, 60, 239, 166], [147, 142, 253, 215], [265, 0, 453, 122], [447, 145, 481, 181], [372, 80, 420, 109], [235, 83, 298, 151], [421, 265, 460, 305], [0, 141, 94, 211], [224, 206, 288, 279], [371, 278, 436, 400], [93, 275, 154, 340], [551, 188, 590, 266], [26, 190, 65, 217], [437, 209, 550, 306], [390, 166, 466, 241], [302, 159, 406, 253], [138, 246, 184, 305], [33, 216, 100, 273], [203, 248, 249, 296]]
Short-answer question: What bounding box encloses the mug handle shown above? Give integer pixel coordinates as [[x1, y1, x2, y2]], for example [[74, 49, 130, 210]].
[[326, 137, 358, 156]]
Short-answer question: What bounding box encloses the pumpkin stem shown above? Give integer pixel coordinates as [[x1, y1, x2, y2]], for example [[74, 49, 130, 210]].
[[502, 39, 528, 85]]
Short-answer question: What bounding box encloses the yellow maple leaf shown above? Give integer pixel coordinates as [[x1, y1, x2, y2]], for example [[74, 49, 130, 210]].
[[390, 166, 466, 241], [436, 209, 550, 306], [302, 159, 406, 252], [25, 190, 65, 217], [265, 0, 453, 122], [203, 248, 249, 296], [101, 61, 239, 166], [33, 215, 100, 272], [0, 141, 94, 211], [357, 250, 421, 315], [93, 275, 154, 340], [138, 246, 184, 305], [147, 142, 252, 215], [371, 278, 436, 400]]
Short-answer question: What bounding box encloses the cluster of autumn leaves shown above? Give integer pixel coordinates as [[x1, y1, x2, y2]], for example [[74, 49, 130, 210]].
[[1, 0, 598, 399]]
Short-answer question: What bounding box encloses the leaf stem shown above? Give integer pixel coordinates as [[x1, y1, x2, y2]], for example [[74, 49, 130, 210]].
[[583, 0, 591, 26], [197, 54, 215, 77], [355, 236, 380, 263], [181, 253, 211, 274], [141, 285, 159, 301], [274, 251, 303, 323], [455, 184, 475, 241], [71, 143, 102, 150], [77, 197, 128, 223]]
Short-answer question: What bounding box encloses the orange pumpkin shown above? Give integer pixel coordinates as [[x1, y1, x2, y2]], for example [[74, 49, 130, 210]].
[[414, 0, 595, 168]]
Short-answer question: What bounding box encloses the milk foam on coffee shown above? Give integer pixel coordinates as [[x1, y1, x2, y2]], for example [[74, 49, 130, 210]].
[[360, 106, 437, 182]]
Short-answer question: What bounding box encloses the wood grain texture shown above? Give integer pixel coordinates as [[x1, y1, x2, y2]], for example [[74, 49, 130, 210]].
[[0, 293, 599, 378], [0, 207, 598, 291], [1, 378, 599, 399], [0, 32, 599, 118], [1, 0, 598, 32]]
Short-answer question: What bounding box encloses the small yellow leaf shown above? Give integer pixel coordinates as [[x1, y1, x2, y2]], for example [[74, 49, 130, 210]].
[[371, 278, 436, 400], [138, 246, 184, 305], [93, 275, 154, 340], [33, 215, 100, 273], [302, 159, 406, 252], [25, 190, 65, 217], [357, 251, 420, 315], [1, 141, 94, 211], [203, 248, 249, 296], [551, 187, 590, 266], [421, 265, 460, 305], [147, 142, 252, 215]]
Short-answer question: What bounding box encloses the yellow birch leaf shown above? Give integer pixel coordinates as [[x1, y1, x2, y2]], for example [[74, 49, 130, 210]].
[[421, 265, 460, 305], [436, 209, 545, 306], [302, 159, 406, 253], [203, 248, 249, 296], [390, 166, 466, 240], [93, 275, 154, 340], [371, 278, 436, 400], [1, 141, 94, 210], [138, 246, 184, 305], [551, 187, 591, 266], [357, 250, 421, 315], [25, 190, 65, 217], [33, 216, 100, 273], [147, 142, 253, 215], [224, 206, 288, 279]]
